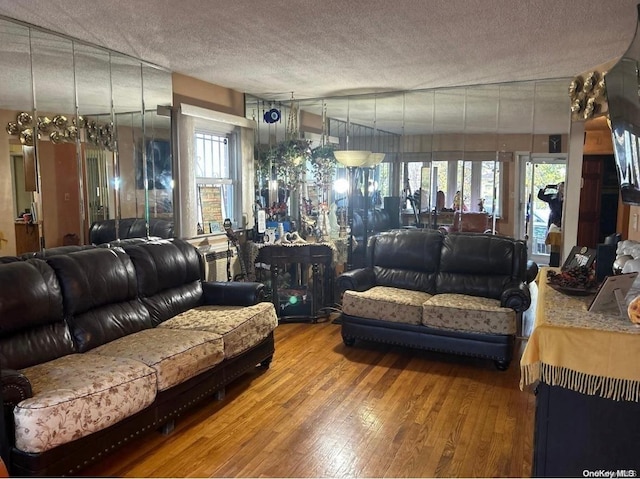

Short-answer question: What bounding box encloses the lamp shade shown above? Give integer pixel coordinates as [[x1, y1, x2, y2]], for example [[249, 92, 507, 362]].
[[334, 150, 371, 167], [363, 152, 385, 167]]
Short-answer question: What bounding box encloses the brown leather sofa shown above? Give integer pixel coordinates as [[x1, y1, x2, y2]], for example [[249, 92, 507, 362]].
[[337, 229, 535, 369], [0, 238, 277, 476]]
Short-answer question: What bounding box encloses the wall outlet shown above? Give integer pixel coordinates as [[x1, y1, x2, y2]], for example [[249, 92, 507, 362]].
[[633, 214, 638, 231]]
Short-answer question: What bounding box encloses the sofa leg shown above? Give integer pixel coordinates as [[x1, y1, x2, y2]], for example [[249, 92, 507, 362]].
[[160, 420, 175, 435], [494, 360, 510, 371], [342, 334, 356, 346], [214, 388, 226, 401], [259, 356, 273, 369]]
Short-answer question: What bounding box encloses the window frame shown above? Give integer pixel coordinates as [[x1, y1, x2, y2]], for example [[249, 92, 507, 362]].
[[193, 124, 242, 235]]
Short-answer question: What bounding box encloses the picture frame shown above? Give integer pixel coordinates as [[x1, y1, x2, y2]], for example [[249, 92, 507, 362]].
[[588, 272, 639, 314], [562, 245, 596, 271], [137, 139, 172, 189]]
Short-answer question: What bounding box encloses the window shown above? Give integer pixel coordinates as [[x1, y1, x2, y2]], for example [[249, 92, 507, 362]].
[[176, 103, 254, 238], [402, 158, 501, 215], [480, 160, 500, 215], [195, 130, 236, 234]]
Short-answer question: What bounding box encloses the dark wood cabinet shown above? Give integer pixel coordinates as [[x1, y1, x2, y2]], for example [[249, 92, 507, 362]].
[[577, 155, 619, 248], [256, 243, 334, 322]]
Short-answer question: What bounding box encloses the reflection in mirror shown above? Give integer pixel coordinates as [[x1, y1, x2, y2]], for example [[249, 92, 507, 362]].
[[0, 17, 173, 252], [111, 54, 143, 237], [143, 64, 173, 223], [248, 78, 571, 239], [31, 29, 78, 248], [0, 19, 35, 255], [75, 43, 113, 242], [405, 90, 435, 215]]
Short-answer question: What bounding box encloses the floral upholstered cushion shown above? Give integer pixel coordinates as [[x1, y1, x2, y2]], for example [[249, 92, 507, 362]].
[[342, 286, 433, 325], [87, 328, 224, 391], [422, 293, 516, 335], [158, 302, 278, 358], [15, 354, 156, 454]]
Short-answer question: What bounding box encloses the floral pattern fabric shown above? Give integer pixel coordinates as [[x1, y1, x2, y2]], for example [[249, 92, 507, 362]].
[[158, 302, 278, 358], [15, 354, 156, 454], [422, 293, 516, 335], [342, 286, 433, 325], [87, 328, 225, 391]]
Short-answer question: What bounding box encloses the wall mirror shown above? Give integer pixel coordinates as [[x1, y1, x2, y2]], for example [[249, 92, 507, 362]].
[[247, 78, 571, 242], [0, 16, 172, 256]]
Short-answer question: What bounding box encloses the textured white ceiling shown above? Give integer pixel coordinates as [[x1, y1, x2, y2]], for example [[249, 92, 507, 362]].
[[0, 0, 636, 99], [0, 0, 638, 134]]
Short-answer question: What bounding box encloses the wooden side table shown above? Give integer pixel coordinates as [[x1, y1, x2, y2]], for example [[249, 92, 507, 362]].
[[256, 243, 334, 323]]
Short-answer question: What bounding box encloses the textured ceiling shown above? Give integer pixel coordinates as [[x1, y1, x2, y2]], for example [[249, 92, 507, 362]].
[[0, 0, 638, 134], [0, 0, 637, 100]]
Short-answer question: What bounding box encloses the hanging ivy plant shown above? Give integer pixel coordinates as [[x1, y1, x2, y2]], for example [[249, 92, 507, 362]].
[[266, 139, 312, 190], [310, 144, 337, 193], [254, 145, 271, 184]]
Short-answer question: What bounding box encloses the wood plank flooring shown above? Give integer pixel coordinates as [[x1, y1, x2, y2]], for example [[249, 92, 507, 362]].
[[83, 321, 535, 477]]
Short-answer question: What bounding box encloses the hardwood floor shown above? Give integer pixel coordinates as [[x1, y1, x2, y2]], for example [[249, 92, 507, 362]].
[[83, 321, 535, 478]]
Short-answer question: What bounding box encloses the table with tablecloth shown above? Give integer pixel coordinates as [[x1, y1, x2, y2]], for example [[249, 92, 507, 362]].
[[521, 268, 640, 475], [521, 267, 640, 401]]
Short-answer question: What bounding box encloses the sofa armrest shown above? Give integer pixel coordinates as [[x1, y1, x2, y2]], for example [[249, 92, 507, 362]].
[[202, 281, 265, 306], [2, 369, 32, 408], [500, 281, 531, 313], [336, 267, 376, 293], [526, 260, 539, 284]]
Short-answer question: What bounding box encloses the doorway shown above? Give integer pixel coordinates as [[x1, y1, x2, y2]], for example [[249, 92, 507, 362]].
[[518, 155, 567, 266], [11, 154, 32, 218]]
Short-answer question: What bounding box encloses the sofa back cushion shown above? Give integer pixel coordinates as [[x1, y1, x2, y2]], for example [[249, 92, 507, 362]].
[[89, 218, 175, 245], [47, 248, 150, 352], [369, 229, 443, 293], [0, 259, 74, 369], [123, 239, 204, 326], [23, 244, 98, 259], [437, 233, 526, 299]]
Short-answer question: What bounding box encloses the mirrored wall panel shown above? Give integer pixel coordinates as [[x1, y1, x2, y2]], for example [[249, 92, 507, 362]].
[[0, 16, 173, 255], [246, 78, 571, 241]]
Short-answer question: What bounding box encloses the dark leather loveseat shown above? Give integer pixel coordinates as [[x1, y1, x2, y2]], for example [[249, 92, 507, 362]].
[[0, 238, 277, 476], [337, 229, 534, 370]]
